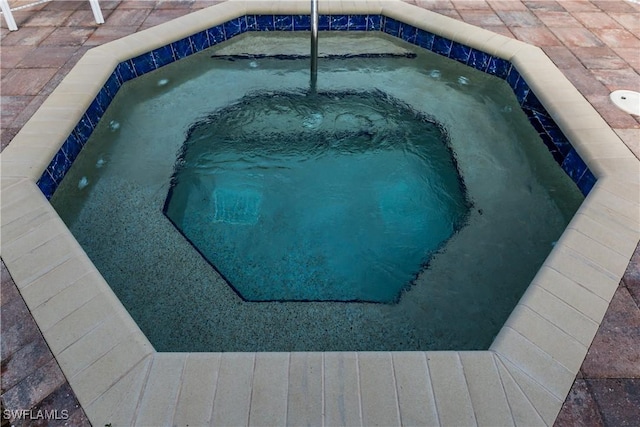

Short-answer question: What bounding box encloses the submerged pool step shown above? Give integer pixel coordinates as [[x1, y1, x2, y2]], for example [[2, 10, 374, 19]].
[[213, 187, 262, 225]]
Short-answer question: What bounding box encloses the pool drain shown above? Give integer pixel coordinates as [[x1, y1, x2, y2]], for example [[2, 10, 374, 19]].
[[610, 90, 640, 116]]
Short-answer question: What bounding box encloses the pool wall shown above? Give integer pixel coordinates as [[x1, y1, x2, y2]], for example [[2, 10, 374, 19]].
[[2, 1, 639, 425]]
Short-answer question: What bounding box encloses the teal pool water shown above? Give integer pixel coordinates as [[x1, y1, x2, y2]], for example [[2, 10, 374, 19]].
[[50, 33, 584, 351], [164, 90, 469, 303]]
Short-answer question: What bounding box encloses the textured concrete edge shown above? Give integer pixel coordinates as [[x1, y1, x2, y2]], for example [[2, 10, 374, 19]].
[[1, 0, 639, 425]]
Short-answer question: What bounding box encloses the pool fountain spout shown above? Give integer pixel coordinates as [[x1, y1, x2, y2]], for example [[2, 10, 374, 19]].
[[310, 0, 319, 91]]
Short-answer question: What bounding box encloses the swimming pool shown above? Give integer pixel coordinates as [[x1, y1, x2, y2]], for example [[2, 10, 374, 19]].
[[2, 1, 638, 425], [49, 30, 585, 352]]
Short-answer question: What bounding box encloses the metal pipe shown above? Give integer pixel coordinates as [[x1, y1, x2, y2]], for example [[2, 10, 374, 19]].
[[310, 0, 319, 90]]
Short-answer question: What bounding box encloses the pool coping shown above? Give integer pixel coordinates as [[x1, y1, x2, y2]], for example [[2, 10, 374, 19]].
[[1, 0, 639, 425]]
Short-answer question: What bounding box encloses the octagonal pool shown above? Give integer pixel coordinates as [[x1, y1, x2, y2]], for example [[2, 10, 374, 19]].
[[50, 32, 584, 351]]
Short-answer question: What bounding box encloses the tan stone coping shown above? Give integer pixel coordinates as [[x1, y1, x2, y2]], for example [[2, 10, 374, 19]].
[[1, 0, 639, 425]]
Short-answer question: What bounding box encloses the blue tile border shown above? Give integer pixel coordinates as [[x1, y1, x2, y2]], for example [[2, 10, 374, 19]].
[[38, 13, 596, 200]]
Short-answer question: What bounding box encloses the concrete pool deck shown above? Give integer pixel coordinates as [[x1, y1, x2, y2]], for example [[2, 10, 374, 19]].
[[1, 0, 639, 425]]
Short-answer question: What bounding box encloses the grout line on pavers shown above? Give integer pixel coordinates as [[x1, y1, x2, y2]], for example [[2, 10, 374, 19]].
[[30, 270, 94, 313], [548, 261, 616, 300], [490, 353, 518, 426], [558, 243, 621, 287], [562, 232, 635, 280], [7, 252, 73, 289], [320, 352, 325, 427], [355, 352, 364, 427], [2, 227, 66, 260], [390, 353, 403, 427], [389, 353, 403, 427], [521, 287, 598, 349], [591, 198, 640, 233], [581, 204, 640, 236], [169, 354, 188, 425], [56, 309, 120, 358], [457, 352, 480, 427], [0, 189, 39, 216], [40, 288, 105, 336], [17, 256, 80, 295], [245, 352, 257, 427], [424, 353, 441, 427], [570, 222, 637, 259], [599, 182, 640, 204], [583, 376, 608, 424], [1, 204, 50, 235], [321, 353, 325, 427], [130, 354, 155, 426], [285, 352, 291, 427], [494, 354, 547, 425], [571, 215, 637, 266], [206, 353, 223, 427], [499, 326, 573, 400], [536, 269, 609, 322], [104, 353, 155, 426], [64, 332, 143, 385], [0, 177, 28, 194]]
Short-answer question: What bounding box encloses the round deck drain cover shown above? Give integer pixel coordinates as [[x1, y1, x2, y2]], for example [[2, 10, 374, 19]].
[[610, 90, 640, 116]]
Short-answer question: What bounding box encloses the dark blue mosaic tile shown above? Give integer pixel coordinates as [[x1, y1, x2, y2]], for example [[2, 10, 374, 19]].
[[245, 15, 258, 31], [103, 73, 121, 99], [293, 14, 311, 31], [131, 53, 156, 76], [415, 29, 435, 50], [255, 15, 274, 31], [172, 37, 194, 60], [224, 16, 246, 38], [85, 99, 104, 128], [432, 35, 453, 57], [561, 148, 588, 183], [506, 67, 520, 90], [383, 17, 401, 37], [274, 15, 294, 31], [152, 44, 175, 68], [330, 15, 349, 31], [466, 48, 489, 72], [532, 109, 554, 126], [348, 15, 367, 31], [399, 22, 417, 44], [366, 14, 382, 31], [207, 24, 226, 43], [48, 150, 71, 183], [94, 87, 112, 113], [528, 109, 573, 158], [61, 133, 83, 164], [190, 30, 210, 52], [522, 91, 544, 112], [539, 133, 565, 165], [547, 128, 572, 156], [115, 60, 136, 82], [513, 77, 530, 105], [37, 171, 57, 200], [577, 169, 596, 196], [318, 15, 330, 31], [449, 41, 471, 64], [75, 115, 94, 144], [527, 112, 546, 135], [486, 56, 511, 79]]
